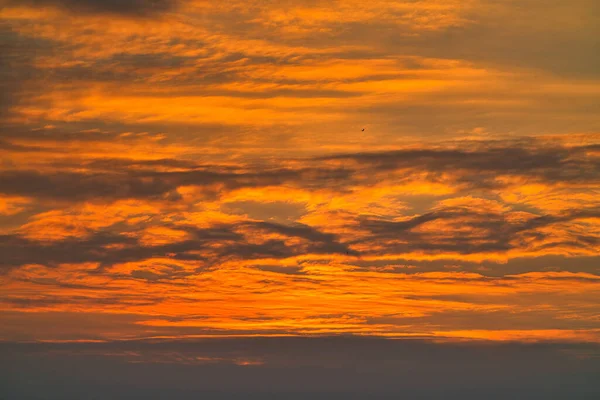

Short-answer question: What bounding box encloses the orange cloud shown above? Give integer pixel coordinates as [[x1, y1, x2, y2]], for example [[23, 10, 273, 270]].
[[1, 0, 598, 344]]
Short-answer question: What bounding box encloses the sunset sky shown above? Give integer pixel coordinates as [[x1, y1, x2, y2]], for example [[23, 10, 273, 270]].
[[1, 0, 600, 397]]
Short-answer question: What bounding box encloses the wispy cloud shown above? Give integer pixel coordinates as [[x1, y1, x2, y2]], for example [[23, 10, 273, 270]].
[[0, 0, 598, 343]]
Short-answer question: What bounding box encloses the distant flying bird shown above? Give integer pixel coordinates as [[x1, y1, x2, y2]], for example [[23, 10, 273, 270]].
[[361, 128, 365, 132]]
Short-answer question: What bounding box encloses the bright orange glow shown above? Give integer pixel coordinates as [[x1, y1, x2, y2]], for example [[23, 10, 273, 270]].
[[1, 0, 599, 344]]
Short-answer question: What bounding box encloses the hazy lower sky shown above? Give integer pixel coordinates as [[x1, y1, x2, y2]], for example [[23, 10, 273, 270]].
[[1, 0, 599, 397], [2, 338, 600, 399]]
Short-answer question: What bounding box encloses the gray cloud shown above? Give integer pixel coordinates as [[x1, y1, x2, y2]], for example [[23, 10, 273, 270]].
[[3, 0, 179, 16], [0, 142, 598, 202], [356, 206, 600, 256], [1, 338, 600, 399], [352, 255, 600, 277], [0, 170, 181, 202], [1, 138, 597, 272], [370, 308, 600, 332], [1, 204, 596, 275], [320, 143, 600, 189], [0, 219, 352, 273], [0, 30, 53, 122], [0, 161, 349, 202]]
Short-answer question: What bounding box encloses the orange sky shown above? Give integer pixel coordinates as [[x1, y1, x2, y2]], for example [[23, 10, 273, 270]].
[[1, 0, 599, 343]]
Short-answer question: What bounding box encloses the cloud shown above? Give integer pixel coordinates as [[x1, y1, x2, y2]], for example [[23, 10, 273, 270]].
[[0, 29, 52, 122], [1, 337, 600, 400], [0, 140, 598, 201], [320, 144, 600, 185], [0, 140, 597, 272], [2, 0, 179, 17], [0, 170, 179, 201], [0, 218, 354, 272], [3, 0, 598, 138], [3, 243, 600, 339], [0, 0, 598, 345], [356, 204, 600, 257]]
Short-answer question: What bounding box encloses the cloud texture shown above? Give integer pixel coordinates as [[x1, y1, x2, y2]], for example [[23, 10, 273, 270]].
[[0, 0, 598, 344]]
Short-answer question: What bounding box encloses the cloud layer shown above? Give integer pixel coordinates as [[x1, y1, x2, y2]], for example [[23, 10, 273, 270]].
[[0, 0, 598, 343], [2, 338, 600, 399]]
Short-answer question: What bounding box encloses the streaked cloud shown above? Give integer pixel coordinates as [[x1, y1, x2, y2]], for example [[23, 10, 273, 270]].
[[2, 0, 180, 17], [0, 0, 598, 344]]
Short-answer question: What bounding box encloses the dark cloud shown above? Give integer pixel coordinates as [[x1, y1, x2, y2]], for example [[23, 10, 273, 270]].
[[0, 142, 598, 201], [1, 204, 595, 275], [356, 206, 600, 256], [0, 162, 297, 202], [369, 308, 600, 331], [0, 139, 47, 153], [0, 170, 181, 202], [253, 265, 307, 276], [318, 143, 600, 194], [0, 140, 597, 271], [0, 162, 347, 202], [1, 338, 599, 399], [3, 0, 179, 16], [320, 144, 600, 184], [0, 30, 53, 122], [0, 220, 352, 272], [2, 293, 162, 308], [352, 255, 600, 277]]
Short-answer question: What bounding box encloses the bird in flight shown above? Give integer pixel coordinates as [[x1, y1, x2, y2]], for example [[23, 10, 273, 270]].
[[362, 128, 365, 132]]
